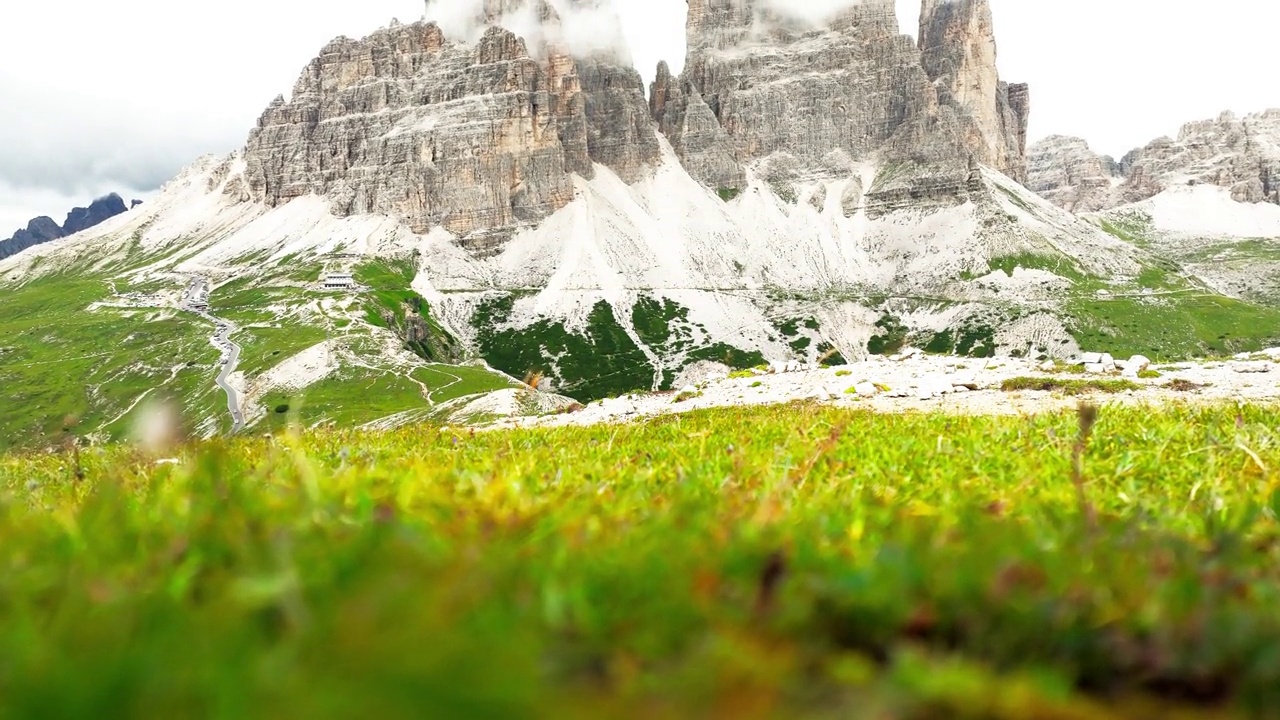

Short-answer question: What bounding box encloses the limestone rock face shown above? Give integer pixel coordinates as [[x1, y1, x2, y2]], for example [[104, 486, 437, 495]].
[[654, 0, 1030, 198], [1122, 110, 1280, 206], [1029, 109, 1280, 212], [1026, 135, 1122, 213], [243, 6, 658, 245], [918, 0, 1030, 183]]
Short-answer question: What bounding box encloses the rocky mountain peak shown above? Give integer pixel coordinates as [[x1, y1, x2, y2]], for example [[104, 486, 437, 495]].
[[243, 0, 1032, 246], [655, 0, 1029, 197], [1026, 135, 1122, 213], [918, 0, 1029, 183], [244, 5, 657, 247], [1029, 108, 1280, 213], [0, 193, 136, 261]]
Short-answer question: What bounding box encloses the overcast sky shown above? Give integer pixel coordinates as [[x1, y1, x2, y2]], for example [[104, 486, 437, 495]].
[[2, 0, 1277, 234]]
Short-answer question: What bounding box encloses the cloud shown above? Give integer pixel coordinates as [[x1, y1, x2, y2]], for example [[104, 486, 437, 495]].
[[0, 78, 215, 202], [757, 0, 865, 26], [426, 0, 633, 62]]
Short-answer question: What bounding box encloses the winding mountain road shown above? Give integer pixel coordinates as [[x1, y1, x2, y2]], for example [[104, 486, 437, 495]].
[[211, 319, 244, 432], [185, 275, 244, 433]]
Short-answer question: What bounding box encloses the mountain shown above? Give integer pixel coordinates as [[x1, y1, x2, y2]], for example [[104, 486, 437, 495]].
[[2, 0, 1278, 449], [0, 193, 137, 260], [652, 0, 1030, 201], [1029, 111, 1280, 307], [239, 0, 1146, 397], [1029, 110, 1280, 213]]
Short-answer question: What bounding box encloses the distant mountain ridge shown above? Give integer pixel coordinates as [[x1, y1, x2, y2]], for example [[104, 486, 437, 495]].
[[0, 194, 140, 260], [1028, 110, 1280, 213]]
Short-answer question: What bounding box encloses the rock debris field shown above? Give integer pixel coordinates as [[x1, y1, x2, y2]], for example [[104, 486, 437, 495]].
[[493, 348, 1280, 431]]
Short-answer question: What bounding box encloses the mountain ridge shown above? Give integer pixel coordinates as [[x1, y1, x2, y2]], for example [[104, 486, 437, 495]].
[[0, 193, 139, 261], [1029, 109, 1280, 213]]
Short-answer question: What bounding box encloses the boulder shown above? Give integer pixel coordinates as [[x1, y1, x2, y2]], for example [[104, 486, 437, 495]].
[[1124, 355, 1151, 373], [854, 382, 879, 398], [1081, 352, 1102, 365]]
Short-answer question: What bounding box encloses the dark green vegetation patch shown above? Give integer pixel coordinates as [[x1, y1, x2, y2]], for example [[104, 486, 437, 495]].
[[475, 294, 764, 402], [6, 404, 1280, 716], [354, 258, 461, 363], [475, 295, 653, 401]]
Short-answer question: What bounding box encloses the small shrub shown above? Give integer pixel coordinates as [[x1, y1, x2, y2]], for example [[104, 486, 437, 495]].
[[674, 390, 703, 403], [1137, 369, 1162, 379], [835, 370, 853, 377], [729, 370, 757, 380], [750, 381, 764, 388], [1000, 377, 1140, 395]]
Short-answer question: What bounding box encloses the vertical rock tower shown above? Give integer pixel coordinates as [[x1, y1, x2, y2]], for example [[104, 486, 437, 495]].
[[243, 0, 1033, 244], [918, 0, 1030, 183], [652, 0, 1030, 194]]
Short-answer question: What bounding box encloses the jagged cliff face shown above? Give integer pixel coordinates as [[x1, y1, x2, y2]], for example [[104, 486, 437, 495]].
[[650, 0, 1029, 200], [1026, 135, 1122, 213], [244, 0, 1033, 243], [1124, 110, 1280, 205], [1029, 110, 1280, 213], [917, 0, 1029, 184], [244, 3, 657, 247]]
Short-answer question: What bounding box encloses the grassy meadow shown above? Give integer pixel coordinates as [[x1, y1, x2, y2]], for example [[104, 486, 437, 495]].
[[3, 402, 1280, 718]]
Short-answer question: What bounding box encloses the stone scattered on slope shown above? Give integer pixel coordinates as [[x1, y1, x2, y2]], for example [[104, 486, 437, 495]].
[[488, 353, 1280, 431]]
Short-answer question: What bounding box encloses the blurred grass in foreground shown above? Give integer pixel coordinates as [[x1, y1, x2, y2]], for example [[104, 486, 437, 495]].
[[3, 402, 1280, 719]]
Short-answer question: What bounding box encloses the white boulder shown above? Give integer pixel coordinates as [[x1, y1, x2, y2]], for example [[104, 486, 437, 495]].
[[1081, 352, 1103, 365], [854, 382, 879, 398], [1125, 355, 1151, 373], [1084, 363, 1107, 374]]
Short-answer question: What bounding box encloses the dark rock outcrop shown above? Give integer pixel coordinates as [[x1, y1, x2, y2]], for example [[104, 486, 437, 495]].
[[63, 194, 129, 236], [0, 193, 135, 260]]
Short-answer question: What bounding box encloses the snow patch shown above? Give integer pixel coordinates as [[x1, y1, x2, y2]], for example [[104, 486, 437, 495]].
[[1142, 184, 1280, 238]]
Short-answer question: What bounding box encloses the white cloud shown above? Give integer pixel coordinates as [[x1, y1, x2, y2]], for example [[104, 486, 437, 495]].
[[426, 0, 635, 63], [759, 0, 865, 25]]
